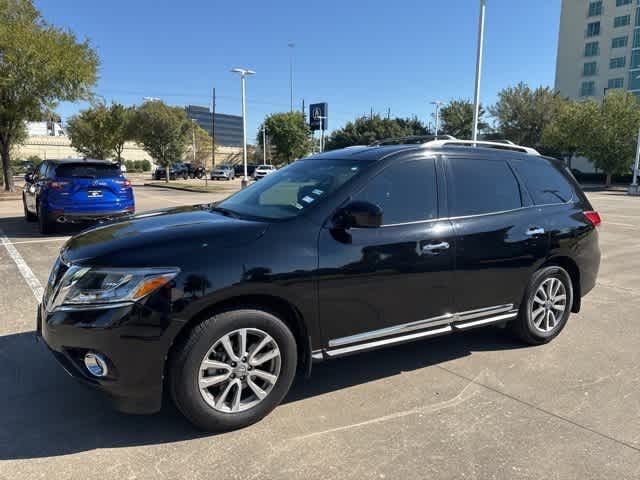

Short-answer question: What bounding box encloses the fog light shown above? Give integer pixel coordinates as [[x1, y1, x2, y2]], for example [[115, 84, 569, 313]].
[[84, 352, 108, 377]]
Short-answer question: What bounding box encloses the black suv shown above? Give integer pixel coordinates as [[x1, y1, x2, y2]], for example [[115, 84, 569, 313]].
[[38, 139, 601, 431]]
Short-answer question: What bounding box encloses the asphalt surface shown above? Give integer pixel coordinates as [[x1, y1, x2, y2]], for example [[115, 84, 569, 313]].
[[0, 186, 639, 479]]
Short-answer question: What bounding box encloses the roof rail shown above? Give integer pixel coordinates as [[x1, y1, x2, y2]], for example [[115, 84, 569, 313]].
[[369, 134, 456, 146], [424, 139, 540, 155]]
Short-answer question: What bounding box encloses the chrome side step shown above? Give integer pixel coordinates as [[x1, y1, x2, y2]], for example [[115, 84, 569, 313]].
[[318, 306, 519, 360]]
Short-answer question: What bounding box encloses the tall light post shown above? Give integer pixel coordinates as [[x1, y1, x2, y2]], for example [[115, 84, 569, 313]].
[[231, 67, 255, 188], [472, 0, 486, 144], [431, 100, 444, 137], [191, 119, 197, 164], [288, 42, 295, 112], [263, 126, 268, 165]]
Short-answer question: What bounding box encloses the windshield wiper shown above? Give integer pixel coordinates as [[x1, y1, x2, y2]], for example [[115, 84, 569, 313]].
[[210, 206, 240, 218]]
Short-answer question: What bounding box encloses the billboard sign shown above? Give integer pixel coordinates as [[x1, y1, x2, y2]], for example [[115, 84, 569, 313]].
[[309, 103, 328, 131]]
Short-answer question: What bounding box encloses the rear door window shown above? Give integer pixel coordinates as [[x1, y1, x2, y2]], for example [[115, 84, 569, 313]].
[[353, 158, 438, 225], [511, 158, 574, 205], [447, 157, 522, 216], [55, 163, 121, 178]]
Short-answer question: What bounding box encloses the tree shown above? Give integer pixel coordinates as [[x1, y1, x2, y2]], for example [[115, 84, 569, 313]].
[[439, 100, 488, 139], [325, 115, 430, 150], [490, 83, 566, 147], [0, 0, 98, 191], [133, 100, 190, 182], [184, 122, 214, 168], [543, 90, 640, 186], [67, 102, 135, 162], [257, 112, 312, 164]]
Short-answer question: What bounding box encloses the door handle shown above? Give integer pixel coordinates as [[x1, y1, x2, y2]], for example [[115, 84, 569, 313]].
[[526, 227, 545, 236], [422, 241, 450, 253]]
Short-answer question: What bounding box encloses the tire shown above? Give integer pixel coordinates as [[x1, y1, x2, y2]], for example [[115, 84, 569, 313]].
[[169, 309, 298, 432], [37, 201, 54, 234], [511, 266, 573, 345], [23, 195, 36, 222]]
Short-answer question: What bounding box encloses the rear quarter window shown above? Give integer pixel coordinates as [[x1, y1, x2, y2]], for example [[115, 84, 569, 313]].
[[511, 158, 574, 205]]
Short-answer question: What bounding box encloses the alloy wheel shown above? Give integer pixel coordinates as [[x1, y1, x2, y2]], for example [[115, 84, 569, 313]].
[[198, 328, 281, 413], [531, 277, 567, 333]]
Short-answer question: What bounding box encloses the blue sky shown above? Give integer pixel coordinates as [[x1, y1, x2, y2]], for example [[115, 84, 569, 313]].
[[38, 0, 561, 139]]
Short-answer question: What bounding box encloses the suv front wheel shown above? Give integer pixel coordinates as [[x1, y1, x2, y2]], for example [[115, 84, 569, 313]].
[[511, 266, 574, 345], [169, 309, 298, 431]]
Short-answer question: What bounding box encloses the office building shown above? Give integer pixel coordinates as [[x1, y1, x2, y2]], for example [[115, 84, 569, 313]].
[[185, 105, 243, 146]]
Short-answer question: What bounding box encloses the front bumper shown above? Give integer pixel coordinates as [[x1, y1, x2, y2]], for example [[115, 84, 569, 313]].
[[37, 300, 183, 414]]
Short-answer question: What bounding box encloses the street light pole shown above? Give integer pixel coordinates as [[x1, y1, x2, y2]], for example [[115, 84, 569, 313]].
[[231, 68, 255, 188], [263, 127, 267, 165], [472, 0, 486, 144], [431, 100, 444, 137], [630, 127, 640, 195], [288, 42, 295, 112], [191, 119, 196, 163]]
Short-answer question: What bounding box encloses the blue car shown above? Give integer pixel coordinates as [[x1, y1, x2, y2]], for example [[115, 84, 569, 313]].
[[23, 159, 135, 234]]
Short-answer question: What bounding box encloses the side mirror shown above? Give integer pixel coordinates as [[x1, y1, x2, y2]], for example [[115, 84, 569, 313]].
[[24, 173, 34, 183], [334, 201, 382, 229]]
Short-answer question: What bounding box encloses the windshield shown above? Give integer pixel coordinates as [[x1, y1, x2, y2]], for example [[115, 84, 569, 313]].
[[55, 163, 122, 178], [218, 159, 370, 220]]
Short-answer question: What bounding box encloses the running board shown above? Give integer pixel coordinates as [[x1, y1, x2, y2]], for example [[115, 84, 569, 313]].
[[317, 307, 519, 360]]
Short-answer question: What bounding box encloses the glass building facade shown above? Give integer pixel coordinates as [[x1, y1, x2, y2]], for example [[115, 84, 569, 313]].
[[185, 105, 243, 146]]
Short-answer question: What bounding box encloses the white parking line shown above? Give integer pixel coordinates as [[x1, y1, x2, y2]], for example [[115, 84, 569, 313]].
[[0, 227, 44, 301], [9, 237, 70, 245]]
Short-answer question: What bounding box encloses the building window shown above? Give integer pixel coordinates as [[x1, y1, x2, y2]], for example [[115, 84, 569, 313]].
[[584, 61, 598, 76], [612, 36, 628, 48], [616, 0, 632, 6], [610, 56, 627, 68], [589, 1, 603, 16], [635, 7, 640, 26], [629, 71, 640, 90], [580, 81, 596, 97], [614, 15, 631, 27], [608, 78, 624, 89], [631, 49, 640, 67], [587, 21, 601, 37], [585, 41, 600, 56]]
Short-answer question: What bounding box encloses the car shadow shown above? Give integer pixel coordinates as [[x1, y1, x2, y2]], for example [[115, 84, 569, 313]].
[[0, 327, 527, 460], [0, 215, 96, 240]]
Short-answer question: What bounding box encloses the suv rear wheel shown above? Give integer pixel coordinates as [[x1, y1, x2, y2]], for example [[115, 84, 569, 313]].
[[37, 201, 54, 234], [169, 309, 297, 431], [511, 266, 573, 345]]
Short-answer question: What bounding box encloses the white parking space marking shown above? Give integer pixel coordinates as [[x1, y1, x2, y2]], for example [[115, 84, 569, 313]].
[[9, 237, 70, 245], [0, 228, 44, 301]]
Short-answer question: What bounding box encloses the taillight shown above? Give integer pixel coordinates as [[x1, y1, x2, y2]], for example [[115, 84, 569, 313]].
[[48, 181, 68, 190], [122, 179, 131, 188], [583, 211, 601, 227]]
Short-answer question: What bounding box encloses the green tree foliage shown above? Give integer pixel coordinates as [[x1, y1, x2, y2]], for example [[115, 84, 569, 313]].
[[133, 100, 190, 182], [184, 122, 214, 168], [124, 159, 151, 172], [543, 90, 640, 186], [439, 100, 488, 139], [0, 0, 98, 191], [325, 115, 430, 150], [490, 83, 566, 147], [257, 112, 312, 164], [67, 103, 135, 162]]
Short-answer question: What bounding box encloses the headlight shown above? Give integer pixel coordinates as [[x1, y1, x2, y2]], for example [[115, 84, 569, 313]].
[[47, 266, 179, 311]]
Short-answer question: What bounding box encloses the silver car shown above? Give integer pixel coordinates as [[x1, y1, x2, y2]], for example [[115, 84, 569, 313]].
[[210, 165, 235, 181], [253, 164, 276, 180]]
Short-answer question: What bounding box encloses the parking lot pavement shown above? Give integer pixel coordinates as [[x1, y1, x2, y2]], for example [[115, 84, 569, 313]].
[[0, 189, 639, 479]]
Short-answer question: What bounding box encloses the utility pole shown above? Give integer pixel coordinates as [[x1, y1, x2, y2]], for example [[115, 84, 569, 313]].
[[431, 100, 444, 137], [472, 0, 487, 145], [387, 108, 391, 120], [191, 119, 196, 163], [211, 87, 216, 172], [288, 42, 295, 112], [263, 127, 268, 165]]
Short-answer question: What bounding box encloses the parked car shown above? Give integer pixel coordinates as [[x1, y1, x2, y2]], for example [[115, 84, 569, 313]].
[[154, 163, 189, 180], [253, 164, 276, 180], [183, 162, 206, 179], [233, 164, 258, 177], [23, 159, 134, 234], [210, 165, 235, 181], [38, 139, 601, 431]]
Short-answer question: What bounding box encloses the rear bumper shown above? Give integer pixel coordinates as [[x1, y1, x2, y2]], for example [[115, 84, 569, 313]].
[[50, 208, 134, 223], [38, 300, 183, 414]]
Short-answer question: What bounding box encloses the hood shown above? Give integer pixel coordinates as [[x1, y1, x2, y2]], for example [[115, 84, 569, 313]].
[[61, 205, 268, 267]]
